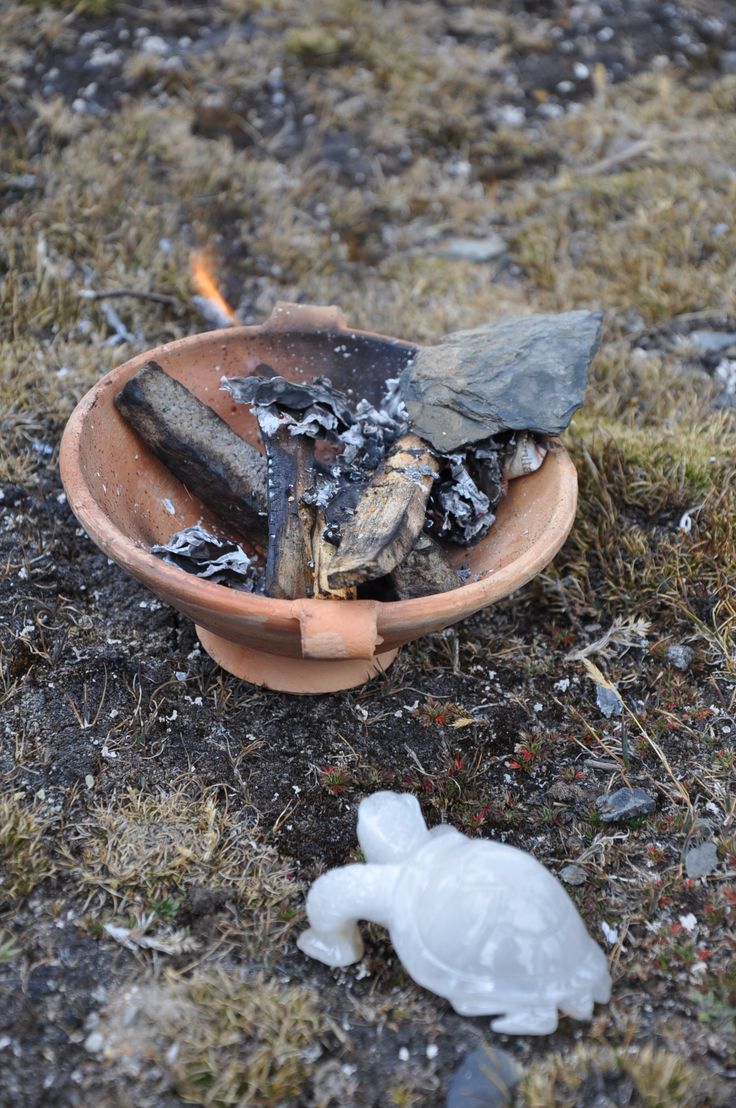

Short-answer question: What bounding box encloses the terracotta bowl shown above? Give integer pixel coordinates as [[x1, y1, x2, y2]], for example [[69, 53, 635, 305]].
[[60, 303, 577, 694]]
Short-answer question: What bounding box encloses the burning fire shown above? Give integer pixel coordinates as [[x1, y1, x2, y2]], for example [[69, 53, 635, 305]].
[[190, 249, 240, 327]]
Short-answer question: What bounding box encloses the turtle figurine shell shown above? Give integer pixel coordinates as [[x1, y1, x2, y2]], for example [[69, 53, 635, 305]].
[[297, 792, 611, 1035]]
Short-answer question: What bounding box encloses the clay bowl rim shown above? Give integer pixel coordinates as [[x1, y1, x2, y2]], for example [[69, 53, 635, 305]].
[[59, 322, 577, 625]]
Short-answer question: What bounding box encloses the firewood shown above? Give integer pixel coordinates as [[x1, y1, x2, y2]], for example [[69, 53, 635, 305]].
[[310, 510, 356, 600], [389, 532, 464, 599], [115, 362, 268, 545], [327, 433, 440, 589], [258, 414, 316, 599]]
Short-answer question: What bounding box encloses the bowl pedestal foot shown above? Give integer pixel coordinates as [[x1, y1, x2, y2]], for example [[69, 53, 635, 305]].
[[196, 627, 399, 694]]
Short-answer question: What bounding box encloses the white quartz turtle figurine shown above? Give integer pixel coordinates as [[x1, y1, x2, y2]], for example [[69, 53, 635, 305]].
[[297, 792, 611, 1035]]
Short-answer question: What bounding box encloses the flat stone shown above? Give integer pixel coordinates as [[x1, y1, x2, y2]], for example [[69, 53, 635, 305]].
[[446, 1042, 519, 1108], [596, 684, 622, 719], [689, 330, 736, 355], [720, 51, 736, 76], [401, 311, 603, 452], [596, 787, 656, 823], [84, 1031, 105, 1053], [666, 644, 694, 671], [436, 235, 507, 263], [685, 840, 718, 879], [559, 864, 587, 886]]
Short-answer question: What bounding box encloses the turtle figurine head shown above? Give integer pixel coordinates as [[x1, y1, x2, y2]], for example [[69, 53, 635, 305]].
[[357, 791, 430, 864]]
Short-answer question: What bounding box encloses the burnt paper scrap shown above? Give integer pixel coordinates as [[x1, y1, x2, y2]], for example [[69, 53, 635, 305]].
[[400, 311, 603, 452], [151, 525, 261, 590], [221, 374, 354, 437]]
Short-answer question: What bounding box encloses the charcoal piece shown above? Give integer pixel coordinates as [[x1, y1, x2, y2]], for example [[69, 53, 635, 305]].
[[258, 411, 317, 599], [390, 533, 463, 599], [115, 362, 268, 545], [222, 374, 354, 430], [468, 439, 506, 511], [151, 524, 260, 590], [327, 433, 440, 589], [400, 311, 603, 451]]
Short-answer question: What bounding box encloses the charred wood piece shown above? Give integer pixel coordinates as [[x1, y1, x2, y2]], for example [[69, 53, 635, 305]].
[[225, 374, 359, 599], [115, 362, 268, 545], [327, 433, 440, 589], [257, 410, 317, 600], [389, 532, 464, 599]]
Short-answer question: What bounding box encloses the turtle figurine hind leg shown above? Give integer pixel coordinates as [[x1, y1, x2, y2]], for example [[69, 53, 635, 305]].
[[449, 996, 559, 1035], [490, 1009, 559, 1036]]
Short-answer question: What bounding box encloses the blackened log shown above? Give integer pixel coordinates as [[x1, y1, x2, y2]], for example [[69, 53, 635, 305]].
[[389, 532, 463, 599], [259, 416, 316, 599], [115, 362, 268, 545], [327, 433, 440, 589]]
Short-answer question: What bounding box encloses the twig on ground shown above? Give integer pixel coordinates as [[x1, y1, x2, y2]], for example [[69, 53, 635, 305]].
[[79, 288, 181, 307]]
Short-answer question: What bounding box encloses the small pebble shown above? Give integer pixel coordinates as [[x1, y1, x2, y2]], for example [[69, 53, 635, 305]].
[[720, 51, 736, 75], [84, 1031, 104, 1053], [666, 644, 694, 671], [559, 864, 587, 886], [446, 1042, 519, 1108], [595, 684, 622, 719], [685, 840, 718, 879], [596, 787, 656, 823], [435, 235, 507, 263], [689, 330, 736, 355]]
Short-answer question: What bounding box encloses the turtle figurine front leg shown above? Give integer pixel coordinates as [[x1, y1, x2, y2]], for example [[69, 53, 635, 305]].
[[297, 862, 399, 968]]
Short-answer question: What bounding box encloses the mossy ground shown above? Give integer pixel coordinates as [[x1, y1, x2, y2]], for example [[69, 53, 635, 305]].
[[1, 1, 735, 1105]]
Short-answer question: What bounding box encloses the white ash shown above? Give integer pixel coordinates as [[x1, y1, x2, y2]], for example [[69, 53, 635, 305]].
[[338, 377, 409, 469], [151, 524, 262, 591], [428, 453, 495, 544]]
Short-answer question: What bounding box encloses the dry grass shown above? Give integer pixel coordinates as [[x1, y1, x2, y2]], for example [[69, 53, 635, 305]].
[[0, 793, 51, 907], [62, 782, 300, 944], [88, 968, 329, 1106], [519, 1041, 730, 1107]]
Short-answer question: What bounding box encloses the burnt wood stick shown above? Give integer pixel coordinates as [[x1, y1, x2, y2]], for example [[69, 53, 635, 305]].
[[311, 510, 357, 600], [115, 362, 268, 546], [260, 417, 316, 599], [390, 532, 464, 599], [327, 433, 440, 589]]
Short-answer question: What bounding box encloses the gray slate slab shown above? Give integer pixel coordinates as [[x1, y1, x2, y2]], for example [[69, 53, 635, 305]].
[[400, 311, 603, 451]]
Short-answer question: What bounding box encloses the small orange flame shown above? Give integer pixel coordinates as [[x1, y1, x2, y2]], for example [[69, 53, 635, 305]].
[[190, 249, 240, 325]]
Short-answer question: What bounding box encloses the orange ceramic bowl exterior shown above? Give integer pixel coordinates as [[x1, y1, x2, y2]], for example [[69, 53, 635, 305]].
[[60, 303, 578, 694]]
